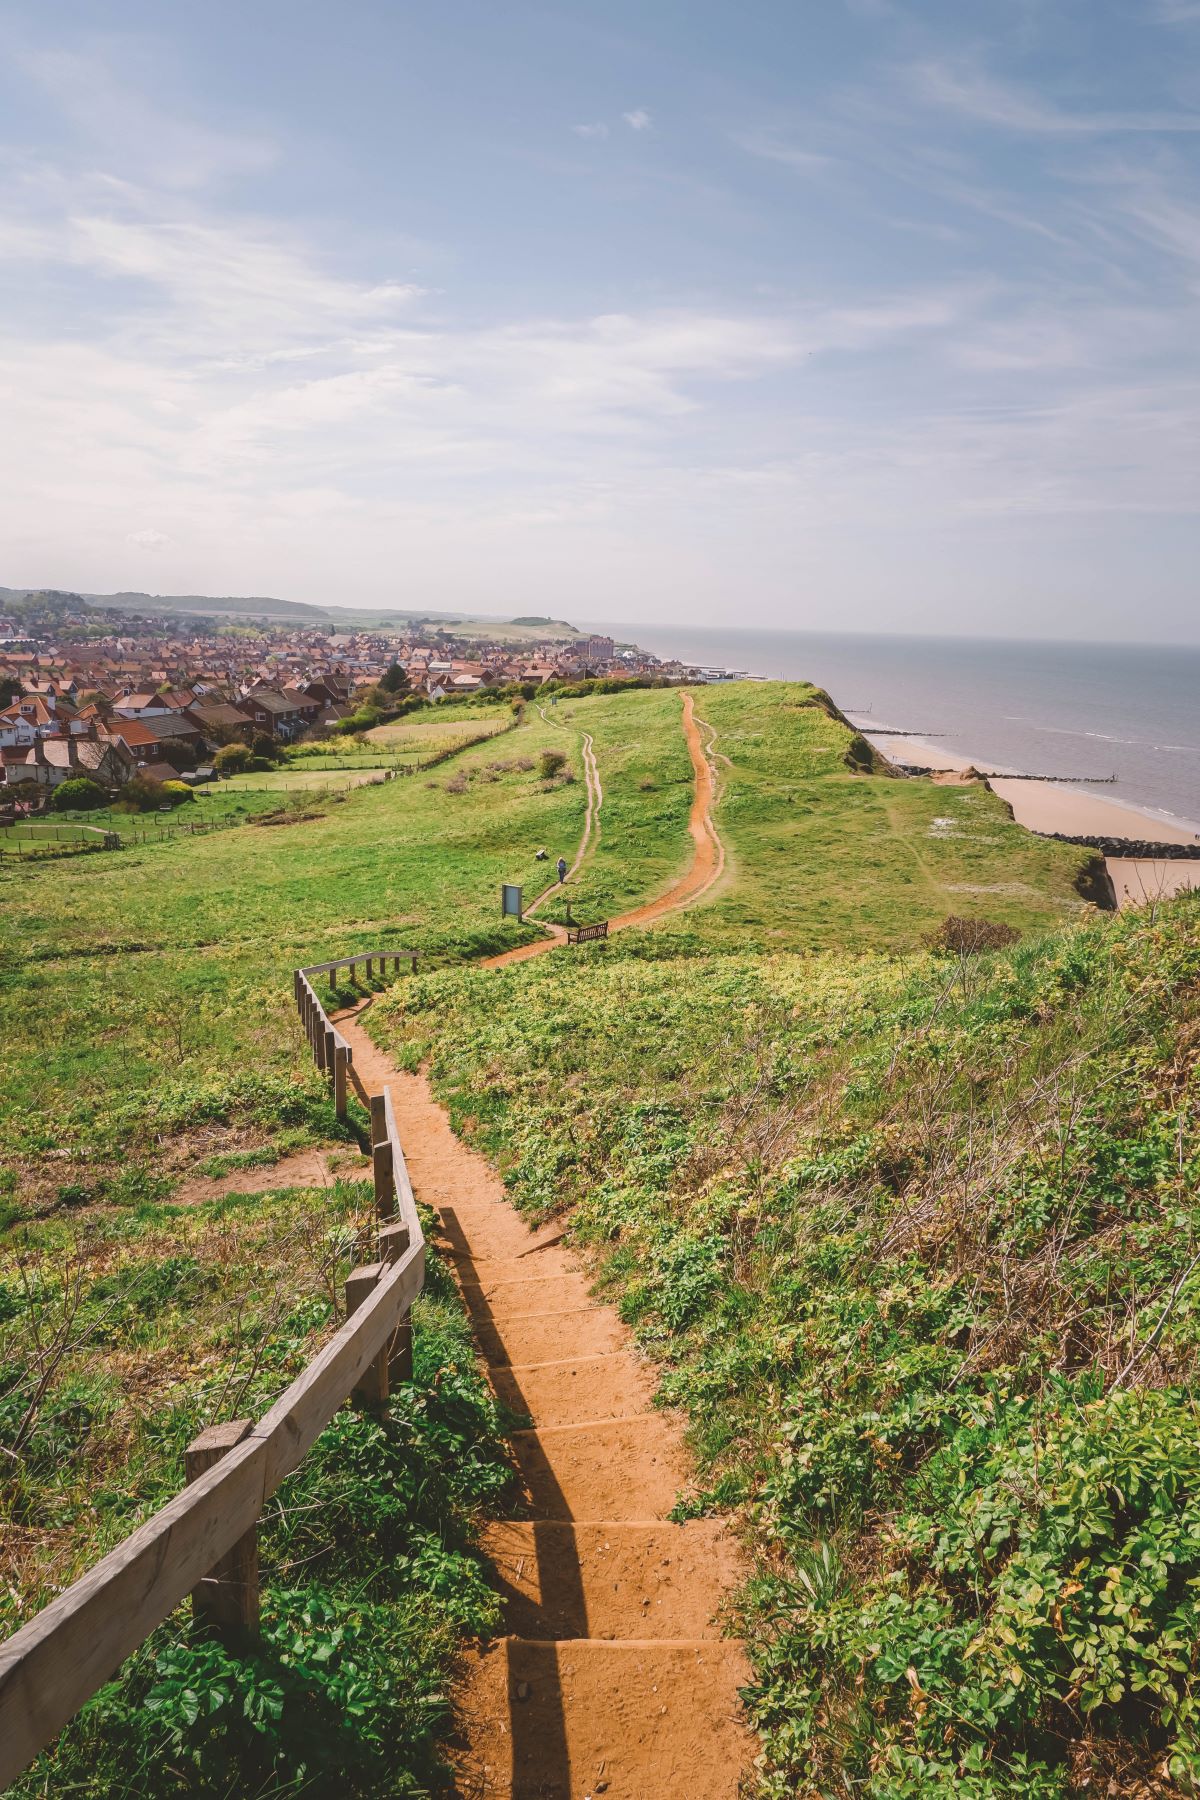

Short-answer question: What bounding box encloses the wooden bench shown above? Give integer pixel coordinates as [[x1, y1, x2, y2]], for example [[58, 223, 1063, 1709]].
[[566, 921, 609, 945]]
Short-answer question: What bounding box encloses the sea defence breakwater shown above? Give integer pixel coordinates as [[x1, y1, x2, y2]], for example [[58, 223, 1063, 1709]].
[[1037, 832, 1200, 861]]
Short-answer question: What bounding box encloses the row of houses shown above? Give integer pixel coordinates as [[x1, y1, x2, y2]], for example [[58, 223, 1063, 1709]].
[[0, 675, 355, 793], [0, 604, 684, 797]]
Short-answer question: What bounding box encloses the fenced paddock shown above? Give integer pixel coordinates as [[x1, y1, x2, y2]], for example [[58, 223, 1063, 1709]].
[[0, 948, 422, 1792]]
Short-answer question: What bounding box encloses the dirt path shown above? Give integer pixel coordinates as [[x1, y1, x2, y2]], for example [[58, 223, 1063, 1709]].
[[332, 1005, 752, 1798], [486, 692, 724, 970], [487, 728, 604, 966]]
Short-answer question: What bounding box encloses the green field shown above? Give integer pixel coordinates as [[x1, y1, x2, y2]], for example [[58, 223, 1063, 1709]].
[[369, 892, 1200, 1798], [219, 766, 397, 792], [1, 679, 1141, 1799]]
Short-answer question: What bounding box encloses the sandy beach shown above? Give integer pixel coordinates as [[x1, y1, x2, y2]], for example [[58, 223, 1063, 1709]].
[[866, 730, 1200, 911]]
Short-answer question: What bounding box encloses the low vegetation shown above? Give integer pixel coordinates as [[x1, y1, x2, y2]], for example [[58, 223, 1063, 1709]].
[[1, 679, 1166, 1795], [9, 1200, 516, 1798], [371, 893, 1200, 1797]]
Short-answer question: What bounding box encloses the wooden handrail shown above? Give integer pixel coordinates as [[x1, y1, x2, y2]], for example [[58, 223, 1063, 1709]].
[[0, 949, 422, 1792]]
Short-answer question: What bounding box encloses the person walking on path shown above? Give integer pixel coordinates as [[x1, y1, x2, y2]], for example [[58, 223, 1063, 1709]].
[[556, 855, 568, 884]]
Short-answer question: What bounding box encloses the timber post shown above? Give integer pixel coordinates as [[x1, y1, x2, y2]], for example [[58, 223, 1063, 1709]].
[[369, 1092, 396, 1216], [183, 1420, 260, 1642], [345, 1263, 388, 1405], [379, 1223, 413, 1382], [333, 1044, 348, 1119], [373, 1143, 395, 1219]]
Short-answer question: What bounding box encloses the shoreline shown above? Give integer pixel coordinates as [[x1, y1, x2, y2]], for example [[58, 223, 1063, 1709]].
[[858, 726, 1200, 912]]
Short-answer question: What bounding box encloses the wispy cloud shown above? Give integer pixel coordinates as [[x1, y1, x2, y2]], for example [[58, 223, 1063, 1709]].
[[19, 44, 278, 188], [910, 58, 1200, 134], [732, 129, 831, 172], [622, 108, 652, 131], [572, 121, 609, 140]]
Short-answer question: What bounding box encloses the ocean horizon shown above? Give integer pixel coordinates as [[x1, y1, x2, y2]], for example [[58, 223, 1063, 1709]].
[[591, 623, 1200, 837]]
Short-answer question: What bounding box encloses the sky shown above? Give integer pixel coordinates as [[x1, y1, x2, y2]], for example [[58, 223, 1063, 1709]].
[[1, 1, 1200, 643]]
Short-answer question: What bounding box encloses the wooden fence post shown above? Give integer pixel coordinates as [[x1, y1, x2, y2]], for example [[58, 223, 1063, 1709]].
[[368, 1092, 395, 1218], [379, 1224, 413, 1382], [324, 1024, 336, 1083], [372, 1139, 394, 1219], [314, 1011, 327, 1073], [411, 954, 418, 975], [365, 957, 373, 979], [345, 1263, 388, 1405], [333, 1043, 348, 1119], [184, 1420, 260, 1641]]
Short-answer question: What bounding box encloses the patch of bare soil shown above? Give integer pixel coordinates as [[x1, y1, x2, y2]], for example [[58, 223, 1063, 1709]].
[[170, 1145, 369, 1206]]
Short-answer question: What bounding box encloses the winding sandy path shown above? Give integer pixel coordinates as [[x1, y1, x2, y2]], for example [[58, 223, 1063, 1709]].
[[331, 1003, 752, 1798], [486, 692, 724, 970]]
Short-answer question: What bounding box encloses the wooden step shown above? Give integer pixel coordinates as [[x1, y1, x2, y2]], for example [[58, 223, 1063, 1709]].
[[475, 1307, 626, 1367], [481, 1519, 743, 1640], [512, 1415, 690, 1520], [462, 1270, 596, 1321], [452, 1637, 752, 1800], [491, 1351, 656, 1429]]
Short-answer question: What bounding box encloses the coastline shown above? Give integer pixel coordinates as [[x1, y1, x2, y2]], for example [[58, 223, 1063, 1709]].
[[860, 727, 1200, 910]]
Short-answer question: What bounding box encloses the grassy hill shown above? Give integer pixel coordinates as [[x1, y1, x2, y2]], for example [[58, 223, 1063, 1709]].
[[0, 680, 1162, 1797], [0, 583, 583, 640], [370, 894, 1200, 1797]]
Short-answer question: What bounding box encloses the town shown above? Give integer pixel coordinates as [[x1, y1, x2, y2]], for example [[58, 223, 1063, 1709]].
[[0, 590, 737, 804]]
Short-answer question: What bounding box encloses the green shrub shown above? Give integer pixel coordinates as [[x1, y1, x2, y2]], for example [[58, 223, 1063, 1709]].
[[49, 777, 107, 812], [113, 776, 172, 813], [213, 743, 252, 775]]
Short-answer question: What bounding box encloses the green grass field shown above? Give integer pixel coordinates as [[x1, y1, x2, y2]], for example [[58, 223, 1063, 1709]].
[[681, 682, 1091, 950], [370, 892, 1200, 1798], [0, 679, 1122, 1799], [219, 766, 397, 792], [0, 703, 600, 1215]]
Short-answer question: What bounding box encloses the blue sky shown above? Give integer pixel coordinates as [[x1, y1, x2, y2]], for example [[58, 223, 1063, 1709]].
[[2, 0, 1200, 640]]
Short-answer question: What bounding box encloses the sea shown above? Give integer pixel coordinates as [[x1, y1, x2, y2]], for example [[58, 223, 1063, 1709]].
[[596, 624, 1200, 837]]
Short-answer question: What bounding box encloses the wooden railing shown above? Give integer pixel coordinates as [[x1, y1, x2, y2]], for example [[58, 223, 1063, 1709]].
[[0, 950, 422, 1792]]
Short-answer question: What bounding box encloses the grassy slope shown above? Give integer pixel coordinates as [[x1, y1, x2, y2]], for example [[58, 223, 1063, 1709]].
[[1, 678, 1121, 1795], [371, 894, 1200, 1797], [530, 687, 696, 925], [681, 682, 1091, 952], [8, 1219, 517, 1799], [0, 704, 590, 1210]]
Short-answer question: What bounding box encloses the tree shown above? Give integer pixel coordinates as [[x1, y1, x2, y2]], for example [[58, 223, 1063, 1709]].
[[379, 661, 410, 696], [49, 777, 107, 812], [214, 743, 253, 775], [0, 677, 19, 709], [251, 732, 279, 763], [160, 738, 198, 773]]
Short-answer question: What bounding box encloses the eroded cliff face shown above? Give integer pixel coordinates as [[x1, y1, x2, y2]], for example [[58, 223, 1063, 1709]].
[[803, 685, 899, 776]]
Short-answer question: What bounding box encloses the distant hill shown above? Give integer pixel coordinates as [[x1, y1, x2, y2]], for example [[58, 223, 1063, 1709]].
[[0, 586, 582, 642]]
